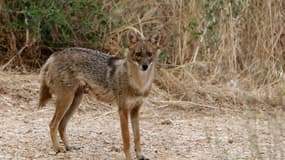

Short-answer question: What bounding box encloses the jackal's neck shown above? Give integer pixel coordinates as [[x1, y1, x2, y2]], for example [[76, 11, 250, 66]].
[[126, 61, 155, 95]]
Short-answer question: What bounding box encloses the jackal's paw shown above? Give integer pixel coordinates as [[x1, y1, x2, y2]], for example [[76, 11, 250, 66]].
[[65, 146, 81, 151], [137, 155, 150, 160], [53, 146, 66, 154]]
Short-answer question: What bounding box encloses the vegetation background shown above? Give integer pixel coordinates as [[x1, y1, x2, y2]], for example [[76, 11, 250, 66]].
[[1, 0, 285, 104], [0, 0, 285, 159]]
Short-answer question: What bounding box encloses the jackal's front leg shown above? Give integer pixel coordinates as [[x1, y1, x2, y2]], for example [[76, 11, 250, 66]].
[[119, 108, 132, 160], [131, 106, 149, 160]]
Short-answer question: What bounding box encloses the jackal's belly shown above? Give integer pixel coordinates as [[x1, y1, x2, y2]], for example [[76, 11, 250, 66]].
[[87, 83, 115, 103]]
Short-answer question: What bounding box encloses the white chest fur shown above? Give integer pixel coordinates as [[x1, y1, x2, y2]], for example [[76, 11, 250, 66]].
[[138, 69, 153, 92], [125, 96, 144, 110]]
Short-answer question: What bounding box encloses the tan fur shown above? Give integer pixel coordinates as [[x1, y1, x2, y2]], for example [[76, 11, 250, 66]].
[[38, 31, 161, 160]]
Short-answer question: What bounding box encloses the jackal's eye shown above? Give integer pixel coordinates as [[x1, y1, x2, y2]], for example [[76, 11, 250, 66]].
[[146, 52, 153, 57], [135, 52, 142, 57]]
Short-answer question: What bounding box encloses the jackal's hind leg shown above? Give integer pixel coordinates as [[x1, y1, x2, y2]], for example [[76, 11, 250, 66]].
[[58, 88, 83, 151], [49, 92, 74, 153]]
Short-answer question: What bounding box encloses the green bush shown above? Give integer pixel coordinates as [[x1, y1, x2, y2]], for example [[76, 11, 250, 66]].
[[3, 0, 123, 47]]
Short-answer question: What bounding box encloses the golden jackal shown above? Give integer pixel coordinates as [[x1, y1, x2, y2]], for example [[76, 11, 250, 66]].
[[38, 31, 161, 160]]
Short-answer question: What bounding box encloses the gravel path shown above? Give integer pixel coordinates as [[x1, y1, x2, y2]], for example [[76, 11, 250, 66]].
[[0, 72, 284, 160]]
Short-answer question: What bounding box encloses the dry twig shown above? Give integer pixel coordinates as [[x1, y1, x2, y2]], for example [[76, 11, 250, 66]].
[[1, 15, 36, 71]]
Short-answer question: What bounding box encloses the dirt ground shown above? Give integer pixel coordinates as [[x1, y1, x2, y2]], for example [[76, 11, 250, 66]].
[[0, 71, 285, 160]]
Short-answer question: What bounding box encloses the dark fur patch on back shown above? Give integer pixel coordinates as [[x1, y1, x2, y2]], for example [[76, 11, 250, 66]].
[[108, 56, 124, 77], [108, 56, 122, 66]]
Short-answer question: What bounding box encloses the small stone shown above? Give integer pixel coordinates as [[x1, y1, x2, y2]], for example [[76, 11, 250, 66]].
[[161, 119, 173, 125], [228, 139, 233, 144], [110, 146, 120, 152]]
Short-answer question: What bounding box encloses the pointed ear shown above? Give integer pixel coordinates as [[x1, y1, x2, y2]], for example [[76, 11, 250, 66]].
[[128, 31, 137, 44], [150, 33, 161, 46]]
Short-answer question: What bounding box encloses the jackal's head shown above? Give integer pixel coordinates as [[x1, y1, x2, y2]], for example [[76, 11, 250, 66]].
[[127, 31, 161, 72]]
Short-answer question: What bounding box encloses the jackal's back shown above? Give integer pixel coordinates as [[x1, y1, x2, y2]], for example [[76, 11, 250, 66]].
[[40, 47, 115, 96]]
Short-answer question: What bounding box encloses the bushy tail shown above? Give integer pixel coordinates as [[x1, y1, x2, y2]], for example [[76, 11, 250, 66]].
[[38, 63, 52, 108]]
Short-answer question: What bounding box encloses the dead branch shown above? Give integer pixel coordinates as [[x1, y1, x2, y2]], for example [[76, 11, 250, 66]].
[[0, 0, 4, 11], [1, 14, 35, 71]]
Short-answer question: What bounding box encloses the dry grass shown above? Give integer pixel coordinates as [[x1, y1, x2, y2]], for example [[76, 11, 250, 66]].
[[124, 0, 285, 108], [0, 0, 284, 124]]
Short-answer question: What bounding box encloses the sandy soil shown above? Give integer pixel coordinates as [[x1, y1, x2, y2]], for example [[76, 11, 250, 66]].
[[0, 72, 285, 160]]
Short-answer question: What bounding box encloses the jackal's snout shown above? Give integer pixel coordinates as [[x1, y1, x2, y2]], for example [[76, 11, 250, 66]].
[[142, 64, 149, 71]]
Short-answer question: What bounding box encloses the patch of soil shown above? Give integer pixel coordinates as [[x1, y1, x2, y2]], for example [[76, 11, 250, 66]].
[[0, 72, 284, 160]]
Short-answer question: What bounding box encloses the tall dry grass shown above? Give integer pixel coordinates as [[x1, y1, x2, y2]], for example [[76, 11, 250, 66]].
[[127, 0, 285, 107], [0, 0, 285, 106], [96, 0, 285, 107]]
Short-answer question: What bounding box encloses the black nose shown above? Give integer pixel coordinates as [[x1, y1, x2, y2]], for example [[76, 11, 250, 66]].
[[142, 64, 148, 71]]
